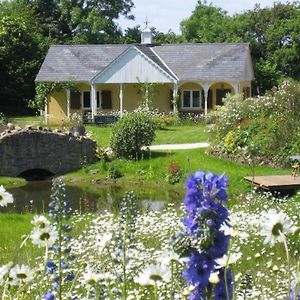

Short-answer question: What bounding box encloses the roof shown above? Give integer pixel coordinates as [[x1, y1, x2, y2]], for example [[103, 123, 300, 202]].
[[36, 43, 253, 83]]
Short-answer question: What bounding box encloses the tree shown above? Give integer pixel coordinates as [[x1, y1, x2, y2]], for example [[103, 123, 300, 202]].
[[180, 0, 233, 43], [27, 0, 134, 43], [0, 3, 45, 114]]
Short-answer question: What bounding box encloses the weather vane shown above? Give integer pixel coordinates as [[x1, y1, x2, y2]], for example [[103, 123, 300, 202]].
[[145, 16, 150, 27]]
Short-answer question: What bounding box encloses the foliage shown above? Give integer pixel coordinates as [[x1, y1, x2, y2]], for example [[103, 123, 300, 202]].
[[110, 111, 156, 159], [29, 82, 74, 110], [181, 1, 300, 93], [0, 10, 45, 114], [108, 163, 123, 179], [165, 162, 182, 184], [153, 113, 180, 129], [210, 80, 300, 164], [0, 113, 8, 125]]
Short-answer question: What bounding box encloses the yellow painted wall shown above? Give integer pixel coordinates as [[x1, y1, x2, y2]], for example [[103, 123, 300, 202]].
[[47, 91, 67, 124]]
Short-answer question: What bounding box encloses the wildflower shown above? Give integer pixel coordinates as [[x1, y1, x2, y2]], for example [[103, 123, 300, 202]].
[[81, 268, 100, 286], [0, 265, 10, 285], [44, 291, 56, 300], [261, 209, 294, 247], [9, 264, 34, 286], [215, 252, 242, 269], [182, 170, 232, 299], [31, 226, 58, 247], [209, 271, 220, 284], [0, 185, 13, 207], [31, 215, 51, 228], [97, 233, 112, 251], [135, 263, 171, 286]]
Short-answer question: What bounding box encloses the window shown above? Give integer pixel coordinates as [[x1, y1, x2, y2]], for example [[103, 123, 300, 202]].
[[182, 90, 201, 109], [82, 91, 101, 109]]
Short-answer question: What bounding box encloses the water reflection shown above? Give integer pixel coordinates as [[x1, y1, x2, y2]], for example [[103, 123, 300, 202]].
[[2, 180, 184, 214]]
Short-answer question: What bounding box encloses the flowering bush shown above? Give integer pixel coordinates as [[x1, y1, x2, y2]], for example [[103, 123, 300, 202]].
[[210, 80, 300, 165]]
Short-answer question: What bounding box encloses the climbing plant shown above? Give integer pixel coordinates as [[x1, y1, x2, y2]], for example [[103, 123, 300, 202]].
[[29, 81, 74, 110]]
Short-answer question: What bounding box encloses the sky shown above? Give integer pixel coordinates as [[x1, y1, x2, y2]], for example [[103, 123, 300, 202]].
[[118, 0, 291, 34]]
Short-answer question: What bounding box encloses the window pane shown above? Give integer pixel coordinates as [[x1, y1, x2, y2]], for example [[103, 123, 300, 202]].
[[192, 91, 200, 107], [183, 91, 190, 107], [83, 91, 91, 108]]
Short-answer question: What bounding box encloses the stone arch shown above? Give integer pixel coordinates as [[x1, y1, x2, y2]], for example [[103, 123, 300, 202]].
[[18, 169, 55, 181], [0, 128, 98, 179]]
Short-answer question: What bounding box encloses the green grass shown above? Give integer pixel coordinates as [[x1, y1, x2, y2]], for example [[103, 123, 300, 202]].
[[86, 123, 209, 147], [0, 214, 42, 264], [0, 177, 26, 188], [64, 148, 291, 198], [8, 116, 43, 123]]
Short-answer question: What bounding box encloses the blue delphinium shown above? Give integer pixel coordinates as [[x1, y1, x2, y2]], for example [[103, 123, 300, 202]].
[[46, 178, 74, 300], [182, 170, 233, 300]]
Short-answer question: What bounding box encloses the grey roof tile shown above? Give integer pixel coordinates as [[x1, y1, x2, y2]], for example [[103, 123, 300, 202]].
[[36, 43, 252, 82]]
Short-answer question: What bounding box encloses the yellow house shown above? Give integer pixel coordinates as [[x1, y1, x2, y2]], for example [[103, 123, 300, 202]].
[[36, 26, 254, 124]]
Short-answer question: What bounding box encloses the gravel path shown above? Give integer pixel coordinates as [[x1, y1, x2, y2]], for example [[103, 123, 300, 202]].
[[148, 142, 210, 150]]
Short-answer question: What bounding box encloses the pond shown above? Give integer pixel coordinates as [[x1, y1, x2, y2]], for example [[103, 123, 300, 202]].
[[1, 180, 184, 214]]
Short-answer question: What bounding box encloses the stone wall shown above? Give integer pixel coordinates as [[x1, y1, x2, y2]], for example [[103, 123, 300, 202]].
[[0, 127, 98, 177]]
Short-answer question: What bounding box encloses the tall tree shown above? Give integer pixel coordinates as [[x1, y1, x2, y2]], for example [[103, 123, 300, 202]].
[[0, 1, 45, 114], [27, 0, 134, 43], [180, 0, 233, 43]]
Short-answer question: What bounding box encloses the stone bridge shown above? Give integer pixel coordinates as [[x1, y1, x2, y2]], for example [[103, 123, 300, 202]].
[[0, 127, 98, 179]]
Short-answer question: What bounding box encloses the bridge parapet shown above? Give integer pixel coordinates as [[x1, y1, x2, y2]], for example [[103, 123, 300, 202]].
[[0, 127, 98, 177]]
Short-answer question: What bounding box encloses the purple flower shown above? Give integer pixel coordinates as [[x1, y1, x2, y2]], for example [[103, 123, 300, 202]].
[[44, 291, 55, 300], [213, 268, 233, 300], [182, 170, 232, 300], [184, 252, 214, 287]]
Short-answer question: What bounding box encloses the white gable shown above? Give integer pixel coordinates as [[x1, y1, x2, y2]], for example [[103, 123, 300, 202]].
[[92, 46, 175, 84]]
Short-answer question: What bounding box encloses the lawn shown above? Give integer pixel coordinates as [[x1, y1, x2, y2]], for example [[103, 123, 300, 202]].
[[85, 123, 209, 147]]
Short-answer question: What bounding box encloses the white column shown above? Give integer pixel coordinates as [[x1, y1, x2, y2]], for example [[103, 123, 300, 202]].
[[232, 82, 239, 94], [203, 83, 209, 117], [66, 89, 71, 118], [119, 83, 124, 117], [44, 100, 48, 125], [172, 83, 178, 113], [145, 86, 149, 108], [91, 84, 97, 118]]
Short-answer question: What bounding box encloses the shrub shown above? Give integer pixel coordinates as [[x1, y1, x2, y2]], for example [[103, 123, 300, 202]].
[[165, 161, 182, 184], [110, 111, 156, 159], [210, 80, 300, 165]]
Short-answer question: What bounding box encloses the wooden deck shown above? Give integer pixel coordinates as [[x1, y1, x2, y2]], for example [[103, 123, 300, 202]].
[[244, 175, 300, 191]]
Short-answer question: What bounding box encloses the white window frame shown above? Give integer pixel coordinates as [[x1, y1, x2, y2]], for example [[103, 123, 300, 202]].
[[181, 90, 202, 110], [81, 90, 101, 110]]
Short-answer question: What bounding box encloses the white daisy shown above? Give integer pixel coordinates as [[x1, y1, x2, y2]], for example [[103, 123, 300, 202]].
[[9, 265, 34, 286], [31, 215, 51, 228], [31, 226, 58, 247], [0, 185, 13, 207], [215, 252, 242, 269], [81, 268, 101, 286], [0, 265, 10, 285], [157, 250, 189, 266], [261, 209, 295, 247], [135, 263, 171, 286], [97, 233, 112, 251]]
